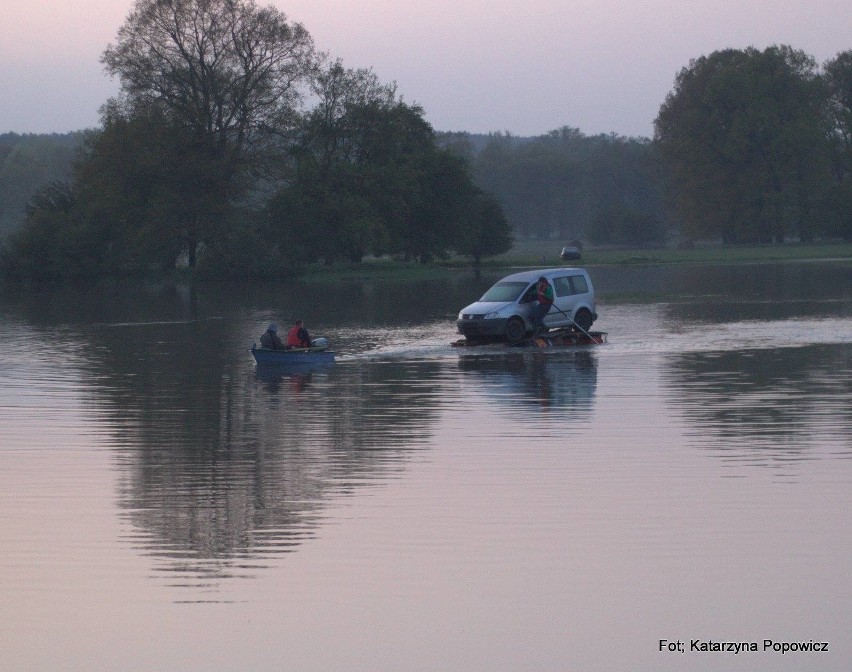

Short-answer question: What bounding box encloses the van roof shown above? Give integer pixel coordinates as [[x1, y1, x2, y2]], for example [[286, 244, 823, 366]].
[[498, 268, 587, 283]]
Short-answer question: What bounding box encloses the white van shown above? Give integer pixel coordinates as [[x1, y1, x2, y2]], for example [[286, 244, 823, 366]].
[[457, 268, 597, 343]]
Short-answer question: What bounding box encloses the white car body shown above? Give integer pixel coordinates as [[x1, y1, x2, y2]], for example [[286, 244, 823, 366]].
[[457, 267, 597, 342]]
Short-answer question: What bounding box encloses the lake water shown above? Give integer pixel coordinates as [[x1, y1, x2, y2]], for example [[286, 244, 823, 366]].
[[1, 261, 851, 671]]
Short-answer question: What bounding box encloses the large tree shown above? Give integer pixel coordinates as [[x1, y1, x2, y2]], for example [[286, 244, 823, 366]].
[[102, 0, 316, 162], [654, 46, 830, 243], [100, 0, 317, 265], [268, 61, 399, 264], [270, 60, 496, 266], [74, 101, 238, 271]]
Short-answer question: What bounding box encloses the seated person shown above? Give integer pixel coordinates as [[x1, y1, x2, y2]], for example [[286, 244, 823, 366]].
[[287, 320, 312, 348], [259, 323, 284, 350]]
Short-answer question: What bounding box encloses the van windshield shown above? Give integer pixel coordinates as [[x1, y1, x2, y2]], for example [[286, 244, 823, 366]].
[[480, 281, 529, 302]]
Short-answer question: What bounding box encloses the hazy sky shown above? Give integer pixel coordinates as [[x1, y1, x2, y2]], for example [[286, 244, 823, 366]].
[[1, 0, 850, 138]]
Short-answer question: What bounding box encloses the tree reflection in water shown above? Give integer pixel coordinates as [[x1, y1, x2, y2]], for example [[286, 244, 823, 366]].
[[79, 321, 445, 586], [662, 344, 851, 468]]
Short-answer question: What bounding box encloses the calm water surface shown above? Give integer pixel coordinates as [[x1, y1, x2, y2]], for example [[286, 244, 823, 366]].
[[1, 262, 851, 671]]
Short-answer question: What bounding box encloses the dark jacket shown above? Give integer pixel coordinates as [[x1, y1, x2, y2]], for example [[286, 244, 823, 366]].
[[260, 329, 284, 350]]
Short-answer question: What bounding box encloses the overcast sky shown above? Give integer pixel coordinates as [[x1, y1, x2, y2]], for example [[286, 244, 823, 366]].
[[1, 0, 850, 138]]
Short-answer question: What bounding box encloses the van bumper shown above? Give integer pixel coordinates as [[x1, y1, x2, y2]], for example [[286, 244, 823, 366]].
[[456, 317, 509, 338]]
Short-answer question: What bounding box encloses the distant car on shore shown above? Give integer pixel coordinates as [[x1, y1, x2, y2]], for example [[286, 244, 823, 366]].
[[560, 245, 582, 261]]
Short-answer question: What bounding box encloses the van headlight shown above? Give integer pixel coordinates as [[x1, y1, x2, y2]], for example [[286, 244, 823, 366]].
[[484, 310, 504, 319]]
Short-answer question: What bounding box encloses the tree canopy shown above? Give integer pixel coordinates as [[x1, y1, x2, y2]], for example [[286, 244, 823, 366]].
[[95, 0, 320, 268], [269, 62, 504, 265], [102, 0, 316, 163], [654, 46, 831, 243]]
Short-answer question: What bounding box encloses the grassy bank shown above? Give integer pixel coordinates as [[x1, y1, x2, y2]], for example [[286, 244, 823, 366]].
[[299, 259, 451, 284], [47, 240, 852, 284], [475, 239, 852, 268], [295, 240, 852, 283]]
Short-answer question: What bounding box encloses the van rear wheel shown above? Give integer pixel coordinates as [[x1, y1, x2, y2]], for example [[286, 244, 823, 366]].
[[505, 317, 526, 344], [573, 308, 593, 332]]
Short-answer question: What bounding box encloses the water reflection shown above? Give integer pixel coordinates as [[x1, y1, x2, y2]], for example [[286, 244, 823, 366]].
[[20, 298, 447, 587], [457, 350, 597, 415], [254, 361, 335, 394], [596, 261, 852, 306], [133, 359, 446, 585], [663, 344, 851, 470], [1, 264, 848, 596]]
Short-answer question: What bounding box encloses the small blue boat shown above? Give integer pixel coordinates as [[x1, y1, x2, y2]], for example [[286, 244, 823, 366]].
[[251, 344, 335, 366]]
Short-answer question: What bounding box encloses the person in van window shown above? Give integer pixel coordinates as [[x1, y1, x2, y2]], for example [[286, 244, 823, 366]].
[[260, 323, 284, 350], [532, 276, 554, 335], [287, 320, 312, 348]]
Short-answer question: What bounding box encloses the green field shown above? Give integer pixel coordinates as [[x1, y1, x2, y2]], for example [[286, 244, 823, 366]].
[[481, 238, 852, 267], [297, 238, 852, 284]]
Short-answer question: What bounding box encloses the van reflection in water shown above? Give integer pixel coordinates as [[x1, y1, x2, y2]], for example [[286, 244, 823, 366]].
[[457, 350, 597, 415]]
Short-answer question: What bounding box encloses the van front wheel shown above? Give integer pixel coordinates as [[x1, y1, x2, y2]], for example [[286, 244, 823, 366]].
[[505, 317, 526, 344]]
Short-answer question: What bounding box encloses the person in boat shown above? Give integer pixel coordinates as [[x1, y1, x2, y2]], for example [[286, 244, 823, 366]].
[[260, 323, 285, 350], [531, 276, 554, 335], [287, 319, 312, 348]]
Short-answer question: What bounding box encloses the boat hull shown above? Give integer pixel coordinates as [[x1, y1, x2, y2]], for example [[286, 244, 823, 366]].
[[251, 346, 336, 366]]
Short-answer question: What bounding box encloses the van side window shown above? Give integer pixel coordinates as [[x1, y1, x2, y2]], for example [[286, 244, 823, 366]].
[[553, 276, 572, 297], [569, 275, 588, 294]]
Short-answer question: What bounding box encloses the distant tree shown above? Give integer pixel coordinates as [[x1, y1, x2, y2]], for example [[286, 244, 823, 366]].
[[399, 149, 477, 263], [268, 61, 399, 264], [453, 191, 513, 267], [102, 0, 316, 161], [0, 182, 93, 279], [2, 110, 219, 278], [824, 51, 852, 166], [587, 205, 667, 246], [4, 89, 296, 279], [268, 63, 390, 264], [0, 133, 83, 236], [468, 128, 666, 243], [654, 46, 831, 243]]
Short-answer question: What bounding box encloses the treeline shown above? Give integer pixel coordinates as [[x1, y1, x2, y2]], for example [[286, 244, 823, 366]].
[[442, 128, 668, 245], [0, 0, 510, 280], [1, 3, 850, 282], [459, 46, 852, 247], [1, 125, 667, 256]]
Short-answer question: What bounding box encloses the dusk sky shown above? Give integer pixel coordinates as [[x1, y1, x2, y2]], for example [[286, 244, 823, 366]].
[[1, 0, 850, 138]]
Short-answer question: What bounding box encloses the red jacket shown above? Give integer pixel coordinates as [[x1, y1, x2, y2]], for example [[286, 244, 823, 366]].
[[537, 282, 554, 306], [287, 325, 311, 347]]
